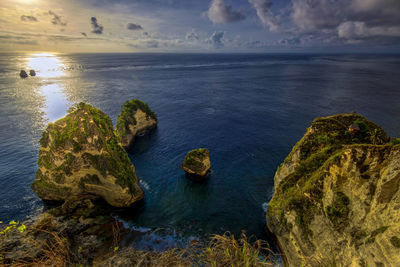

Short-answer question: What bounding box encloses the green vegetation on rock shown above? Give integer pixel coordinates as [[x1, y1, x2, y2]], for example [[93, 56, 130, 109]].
[[32, 102, 143, 207], [116, 99, 157, 137], [267, 114, 388, 239], [325, 192, 350, 229], [181, 148, 211, 177]]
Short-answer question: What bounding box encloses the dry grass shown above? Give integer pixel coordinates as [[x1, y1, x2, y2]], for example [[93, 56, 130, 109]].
[[1, 229, 71, 267], [2, 221, 276, 267], [128, 232, 276, 267], [197, 232, 274, 267]]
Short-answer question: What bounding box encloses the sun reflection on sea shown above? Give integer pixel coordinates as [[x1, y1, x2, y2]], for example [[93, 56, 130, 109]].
[[23, 53, 70, 122], [25, 53, 66, 78]]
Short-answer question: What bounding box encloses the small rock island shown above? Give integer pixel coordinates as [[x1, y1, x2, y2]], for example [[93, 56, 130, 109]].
[[266, 113, 400, 266], [19, 70, 28, 78], [31, 102, 144, 207], [181, 148, 211, 178], [29, 70, 36, 76], [116, 99, 157, 149]]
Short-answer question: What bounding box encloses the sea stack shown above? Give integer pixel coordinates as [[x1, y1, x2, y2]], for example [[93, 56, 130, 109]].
[[266, 113, 400, 266], [116, 99, 157, 149], [31, 102, 144, 207], [19, 70, 28, 78], [181, 148, 211, 179]]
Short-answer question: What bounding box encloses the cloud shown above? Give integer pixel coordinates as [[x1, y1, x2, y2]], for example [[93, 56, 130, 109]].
[[287, 0, 400, 45], [185, 30, 199, 41], [248, 0, 280, 31], [291, 0, 343, 31], [20, 15, 38, 22], [338, 21, 400, 39], [207, 0, 246, 24], [127, 40, 159, 49], [207, 31, 225, 48], [127, 23, 143, 30], [91, 17, 104, 34], [48, 10, 67, 26], [278, 36, 301, 46], [145, 40, 158, 48]]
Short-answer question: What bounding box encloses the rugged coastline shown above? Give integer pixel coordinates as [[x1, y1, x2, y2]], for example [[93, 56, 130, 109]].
[[1, 109, 399, 266]]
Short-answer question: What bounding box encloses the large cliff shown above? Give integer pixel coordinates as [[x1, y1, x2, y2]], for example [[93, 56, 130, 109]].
[[266, 114, 400, 266], [31, 102, 144, 207]]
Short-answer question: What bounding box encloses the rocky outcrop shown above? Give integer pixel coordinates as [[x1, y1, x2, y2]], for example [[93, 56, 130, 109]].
[[116, 99, 157, 149], [0, 200, 129, 266], [19, 70, 28, 78], [266, 113, 400, 266], [31, 102, 144, 207], [181, 148, 211, 178]]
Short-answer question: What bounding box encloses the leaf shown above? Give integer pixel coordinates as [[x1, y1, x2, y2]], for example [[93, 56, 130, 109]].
[[113, 246, 119, 252], [9, 220, 18, 225], [18, 224, 26, 233]]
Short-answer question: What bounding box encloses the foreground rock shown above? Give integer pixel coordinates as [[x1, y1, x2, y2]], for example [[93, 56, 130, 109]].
[[266, 113, 400, 266], [31, 102, 143, 207], [116, 99, 157, 149], [0, 200, 129, 266], [181, 148, 211, 178]]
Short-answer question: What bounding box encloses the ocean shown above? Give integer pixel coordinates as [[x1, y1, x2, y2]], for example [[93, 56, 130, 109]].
[[1, 53, 400, 249]]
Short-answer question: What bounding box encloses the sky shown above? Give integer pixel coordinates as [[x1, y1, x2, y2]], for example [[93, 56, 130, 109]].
[[1, 0, 400, 53]]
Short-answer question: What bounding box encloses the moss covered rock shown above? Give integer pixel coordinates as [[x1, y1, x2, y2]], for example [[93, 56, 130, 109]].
[[31, 102, 144, 207], [266, 113, 400, 266], [116, 99, 157, 149], [181, 148, 211, 178]]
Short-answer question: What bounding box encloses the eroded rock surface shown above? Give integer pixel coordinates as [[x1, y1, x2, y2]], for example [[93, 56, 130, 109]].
[[31, 102, 143, 207], [181, 148, 211, 178], [116, 99, 157, 149], [267, 114, 400, 266]]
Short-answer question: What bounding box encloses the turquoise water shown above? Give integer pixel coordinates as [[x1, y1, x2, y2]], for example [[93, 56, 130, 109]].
[[1, 53, 400, 248]]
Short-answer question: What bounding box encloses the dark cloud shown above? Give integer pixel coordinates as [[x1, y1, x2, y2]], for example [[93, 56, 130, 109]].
[[145, 40, 159, 48], [279, 36, 301, 46], [248, 0, 280, 31], [20, 15, 38, 22], [127, 23, 143, 30], [207, 31, 225, 48], [91, 17, 104, 34], [207, 0, 246, 24], [185, 30, 199, 41], [81, 32, 88, 37], [48, 10, 67, 26]]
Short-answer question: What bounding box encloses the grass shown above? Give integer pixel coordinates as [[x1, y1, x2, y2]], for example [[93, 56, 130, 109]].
[[1, 220, 275, 267]]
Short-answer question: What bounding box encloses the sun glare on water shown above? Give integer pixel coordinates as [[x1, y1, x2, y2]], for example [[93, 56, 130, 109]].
[[26, 53, 66, 78]]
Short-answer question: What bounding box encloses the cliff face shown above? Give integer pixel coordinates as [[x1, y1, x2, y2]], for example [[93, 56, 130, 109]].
[[266, 114, 400, 266], [116, 99, 157, 149], [31, 103, 143, 207]]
